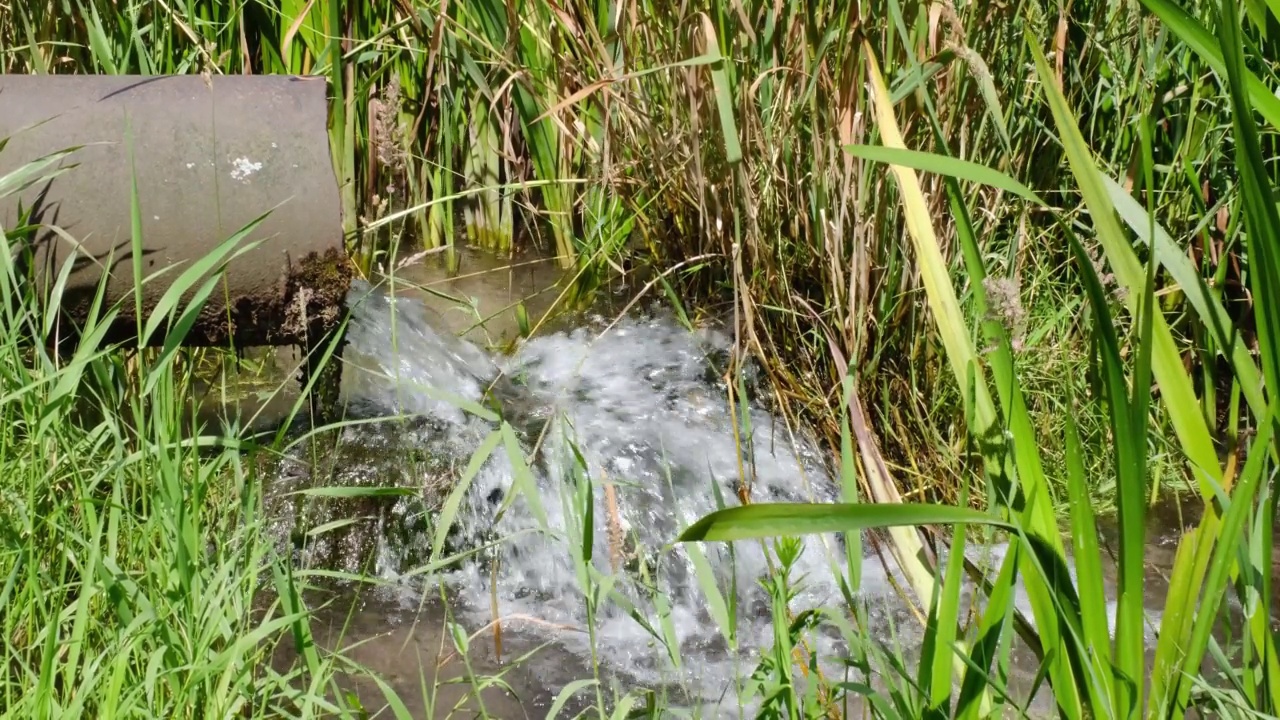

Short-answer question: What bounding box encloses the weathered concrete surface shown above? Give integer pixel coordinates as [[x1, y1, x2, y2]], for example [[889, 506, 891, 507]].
[[0, 75, 351, 348]]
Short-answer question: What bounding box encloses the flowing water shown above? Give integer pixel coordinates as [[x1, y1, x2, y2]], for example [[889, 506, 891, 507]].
[[245, 259, 1264, 718]]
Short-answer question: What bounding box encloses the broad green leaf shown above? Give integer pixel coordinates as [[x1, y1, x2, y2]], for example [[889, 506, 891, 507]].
[[926, 519, 969, 716], [838, 375, 862, 595], [841, 146, 1044, 205], [142, 273, 223, 396], [678, 502, 1010, 542]]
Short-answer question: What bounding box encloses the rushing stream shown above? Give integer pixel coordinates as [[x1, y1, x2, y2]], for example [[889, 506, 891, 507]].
[[251, 267, 1244, 717]]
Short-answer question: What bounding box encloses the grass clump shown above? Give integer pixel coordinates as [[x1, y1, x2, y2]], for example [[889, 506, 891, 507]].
[[0, 148, 392, 718], [679, 1, 1280, 717]]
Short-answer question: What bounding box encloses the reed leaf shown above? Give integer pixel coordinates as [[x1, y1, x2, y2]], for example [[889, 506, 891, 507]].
[[678, 502, 1011, 543], [863, 40, 1080, 715], [1025, 31, 1225, 502], [1216, 0, 1280, 706], [1138, 0, 1280, 130]]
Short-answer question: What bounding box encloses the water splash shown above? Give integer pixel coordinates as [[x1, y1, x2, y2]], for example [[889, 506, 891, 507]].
[[273, 279, 1168, 711], [331, 281, 849, 696]]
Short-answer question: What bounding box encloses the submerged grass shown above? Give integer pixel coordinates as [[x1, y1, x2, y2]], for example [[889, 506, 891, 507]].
[[2, 0, 1280, 716]]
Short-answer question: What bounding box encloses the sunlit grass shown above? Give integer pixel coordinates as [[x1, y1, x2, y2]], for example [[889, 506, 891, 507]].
[[0, 139, 402, 718], [3, 0, 1280, 716]]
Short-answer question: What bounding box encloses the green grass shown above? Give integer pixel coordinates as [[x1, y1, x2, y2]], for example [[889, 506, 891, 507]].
[[678, 0, 1280, 717], [0, 146, 353, 717], [0, 141, 513, 719], [0, 0, 1168, 502], [3, 0, 1280, 716]]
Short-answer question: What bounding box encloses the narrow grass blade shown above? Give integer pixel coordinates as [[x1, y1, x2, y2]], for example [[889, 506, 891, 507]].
[[290, 486, 418, 499], [697, 13, 741, 165], [956, 544, 1019, 720], [498, 422, 547, 528], [1173, 415, 1276, 715], [1063, 406, 1113, 707], [924, 519, 968, 717], [1024, 30, 1225, 502], [1103, 176, 1267, 418], [430, 428, 502, 565], [0, 146, 83, 199], [1217, 0, 1280, 705], [863, 41, 1078, 714], [547, 679, 598, 720], [1069, 226, 1147, 719], [684, 540, 734, 649], [1218, 0, 1280, 420], [140, 214, 268, 344], [1150, 520, 1208, 712]]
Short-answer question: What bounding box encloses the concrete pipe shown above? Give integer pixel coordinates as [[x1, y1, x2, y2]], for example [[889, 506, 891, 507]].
[[0, 74, 352, 350]]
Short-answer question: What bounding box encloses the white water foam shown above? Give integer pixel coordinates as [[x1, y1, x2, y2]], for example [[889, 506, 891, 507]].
[[319, 279, 1165, 711]]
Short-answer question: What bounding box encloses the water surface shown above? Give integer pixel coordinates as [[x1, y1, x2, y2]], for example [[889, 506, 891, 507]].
[[242, 265, 1268, 718]]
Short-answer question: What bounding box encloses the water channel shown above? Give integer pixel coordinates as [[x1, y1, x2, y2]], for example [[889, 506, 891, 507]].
[[194, 248, 1266, 718]]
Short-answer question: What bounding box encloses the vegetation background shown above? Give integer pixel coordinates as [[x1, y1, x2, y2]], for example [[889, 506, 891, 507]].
[[1, 0, 1277, 717]]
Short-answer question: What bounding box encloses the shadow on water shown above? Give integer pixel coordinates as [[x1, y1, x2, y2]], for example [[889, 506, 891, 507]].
[[377, 246, 579, 347]]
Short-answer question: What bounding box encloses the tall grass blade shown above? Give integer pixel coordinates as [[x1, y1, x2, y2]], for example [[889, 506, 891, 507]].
[[697, 13, 741, 166], [1103, 176, 1267, 418], [1173, 414, 1276, 716], [430, 428, 502, 565], [140, 214, 268, 344], [1217, 0, 1280, 706], [1023, 30, 1225, 499], [863, 40, 1079, 714], [1070, 222, 1148, 719], [956, 545, 1019, 720], [1218, 0, 1280, 423], [1063, 406, 1113, 708]]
